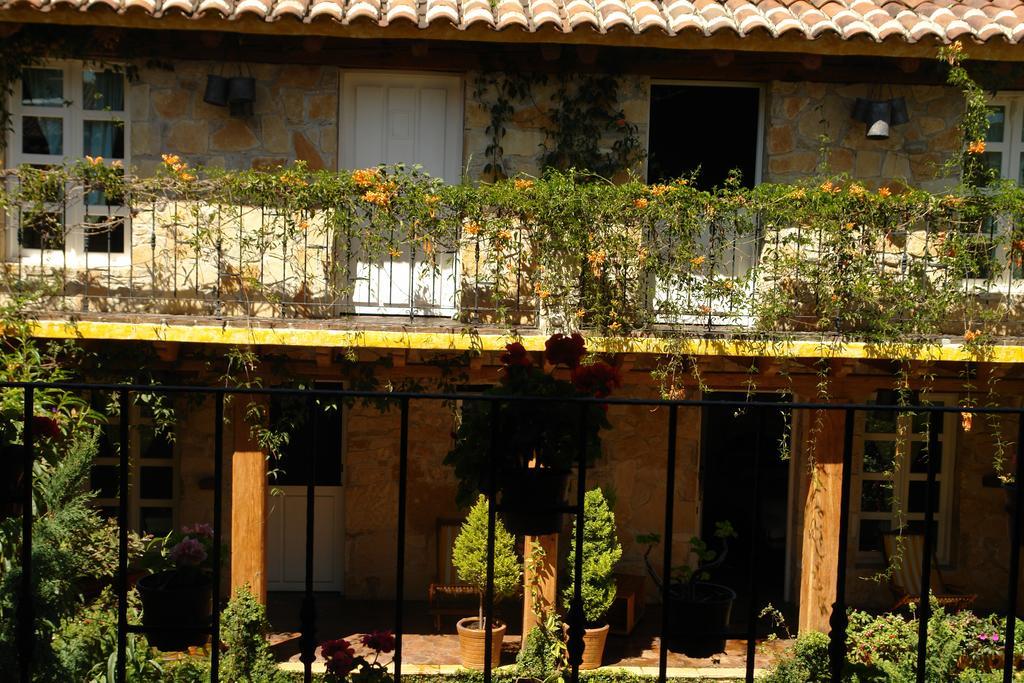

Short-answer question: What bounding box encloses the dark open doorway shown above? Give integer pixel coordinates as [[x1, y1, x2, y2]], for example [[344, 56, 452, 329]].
[[699, 393, 793, 632]]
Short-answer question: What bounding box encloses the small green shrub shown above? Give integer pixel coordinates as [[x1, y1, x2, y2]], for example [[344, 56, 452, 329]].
[[451, 495, 521, 628], [220, 585, 286, 683], [516, 613, 567, 682], [562, 488, 622, 626]]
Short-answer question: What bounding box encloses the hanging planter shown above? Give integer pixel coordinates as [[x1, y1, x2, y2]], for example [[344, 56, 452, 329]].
[[499, 468, 569, 536], [444, 333, 619, 537]]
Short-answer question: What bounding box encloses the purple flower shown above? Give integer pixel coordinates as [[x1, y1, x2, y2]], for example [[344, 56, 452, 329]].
[[992, 633, 1001, 642], [169, 538, 208, 567], [979, 634, 989, 641], [182, 523, 214, 539]]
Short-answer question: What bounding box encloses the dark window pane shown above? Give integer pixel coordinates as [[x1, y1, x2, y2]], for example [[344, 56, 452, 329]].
[[140, 466, 173, 500], [862, 440, 895, 473], [83, 70, 124, 112], [911, 402, 944, 434], [648, 85, 760, 190], [90, 464, 119, 498], [139, 507, 173, 536], [987, 106, 1006, 142], [984, 152, 1004, 175], [861, 480, 894, 512], [905, 520, 938, 543], [140, 426, 174, 459], [22, 69, 63, 106], [270, 390, 343, 486], [84, 216, 125, 253], [97, 423, 119, 459], [83, 120, 124, 159], [908, 481, 940, 513], [98, 506, 118, 520], [859, 519, 891, 553], [22, 116, 63, 155], [865, 409, 897, 434], [19, 212, 64, 251], [909, 441, 941, 474]]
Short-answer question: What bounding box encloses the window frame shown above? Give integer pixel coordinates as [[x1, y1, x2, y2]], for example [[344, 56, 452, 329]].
[[91, 401, 178, 536], [5, 60, 131, 268], [849, 394, 958, 565]]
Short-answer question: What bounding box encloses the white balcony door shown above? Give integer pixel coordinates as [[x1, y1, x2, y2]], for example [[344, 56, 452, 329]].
[[340, 72, 462, 316], [266, 393, 345, 592]]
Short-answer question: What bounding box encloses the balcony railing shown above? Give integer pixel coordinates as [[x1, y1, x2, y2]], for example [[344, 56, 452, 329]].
[[7, 381, 1024, 683], [5, 166, 1024, 334]]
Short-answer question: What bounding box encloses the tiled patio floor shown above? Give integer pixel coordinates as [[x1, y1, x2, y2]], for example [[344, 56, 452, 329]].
[[266, 594, 790, 673]]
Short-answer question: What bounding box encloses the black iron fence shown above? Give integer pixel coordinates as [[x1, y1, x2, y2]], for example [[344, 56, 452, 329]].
[[8, 382, 1024, 683]]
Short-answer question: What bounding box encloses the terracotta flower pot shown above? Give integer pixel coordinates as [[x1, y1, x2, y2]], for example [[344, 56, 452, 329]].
[[563, 622, 611, 670], [456, 617, 505, 670]]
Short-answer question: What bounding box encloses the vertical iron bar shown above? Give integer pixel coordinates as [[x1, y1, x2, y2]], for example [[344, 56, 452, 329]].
[[299, 392, 319, 683], [660, 404, 678, 683], [394, 397, 409, 681], [211, 393, 225, 680], [19, 386, 34, 683], [567, 403, 588, 682], [483, 400, 498, 680], [1003, 411, 1024, 683], [744, 407, 764, 683], [915, 410, 942, 683], [828, 408, 855, 683], [116, 389, 130, 683]]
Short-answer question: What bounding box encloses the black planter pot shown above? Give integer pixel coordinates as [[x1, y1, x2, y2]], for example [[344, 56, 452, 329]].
[[0, 444, 24, 520], [666, 582, 736, 657], [499, 469, 569, 535], [136, 570, 213, 651]]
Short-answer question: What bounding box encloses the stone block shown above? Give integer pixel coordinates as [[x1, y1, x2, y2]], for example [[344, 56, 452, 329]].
[[260, 116, 290, 154], [130, 121, 159, 157], [293, 131, 326, 170], [129, 83, 150, 122], [320, 125, 338, 155], [768, 125, 795, 155], [152, 88, 191, 119], [882, 151, 912, 180], [829, 147, 855, 174], [282, 89, 306, 123], [211, 120, 259, 152], [768, 151, 817, 177], [164, 120, 209, 154], [307, 93, 337, 121], [501, 129, 546, 158], [278, 65, 323, 90]]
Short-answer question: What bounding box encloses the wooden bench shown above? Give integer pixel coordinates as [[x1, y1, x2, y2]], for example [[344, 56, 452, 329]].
[[427, 518, 479, 631], [608, 573, 646, 636]]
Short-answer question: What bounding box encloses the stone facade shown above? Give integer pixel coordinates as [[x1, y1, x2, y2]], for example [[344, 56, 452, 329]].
[[129, 61, 339, 176], [765, 81, 963, 191]]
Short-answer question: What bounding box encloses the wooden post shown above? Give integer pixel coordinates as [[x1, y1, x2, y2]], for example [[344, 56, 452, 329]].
[[230, 397, 268, 603], [798, 402, 849, 634], [522, 534, 559, 638]]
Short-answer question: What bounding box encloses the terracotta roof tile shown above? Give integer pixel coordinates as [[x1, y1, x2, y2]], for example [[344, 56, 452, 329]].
[[4, 0, 1024, 44]]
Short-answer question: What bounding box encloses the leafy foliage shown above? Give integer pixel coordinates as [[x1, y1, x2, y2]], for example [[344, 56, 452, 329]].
[[450, 495, 521, 626], [220, 585, 288, 683], [562, 488, 622, 625], [515, 613, 567, 683], [638, 521, 736, 602]]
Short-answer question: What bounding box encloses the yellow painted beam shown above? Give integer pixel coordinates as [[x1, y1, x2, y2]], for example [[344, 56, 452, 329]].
[[27, 319, 1024, 363]]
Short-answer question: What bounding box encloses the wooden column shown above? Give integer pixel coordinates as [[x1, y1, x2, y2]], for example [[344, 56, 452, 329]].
[[522, 534, 559, 638], [798, 402, 849, 634], [230, 398, 268, 603]]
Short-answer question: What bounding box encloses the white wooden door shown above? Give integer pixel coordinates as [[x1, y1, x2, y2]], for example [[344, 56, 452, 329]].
[[266, 394, 345, 592], [340, 72, 462, 316]]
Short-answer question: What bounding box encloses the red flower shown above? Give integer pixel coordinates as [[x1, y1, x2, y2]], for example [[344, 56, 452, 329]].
[[31, 415, 60, 440], [321, 638, 357, 677], [572, 361, 622, 398], [500, 342, 532, 368], [544, 333, 587, 368], [360, 629, 396, 653]]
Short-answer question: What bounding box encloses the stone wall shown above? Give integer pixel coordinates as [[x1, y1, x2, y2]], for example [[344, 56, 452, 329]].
[[765, 81, 962, 191], [129, 61, 339, 176]]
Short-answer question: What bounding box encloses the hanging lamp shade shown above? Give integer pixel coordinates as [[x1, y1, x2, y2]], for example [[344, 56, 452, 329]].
[[203, 75, 228, 107]]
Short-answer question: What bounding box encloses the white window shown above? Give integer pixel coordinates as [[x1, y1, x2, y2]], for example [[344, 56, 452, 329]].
[[90, 399, 177, 537], [340, 71, 462, 317], [6, 63, 130, 266], [850, 392, 957, 564]]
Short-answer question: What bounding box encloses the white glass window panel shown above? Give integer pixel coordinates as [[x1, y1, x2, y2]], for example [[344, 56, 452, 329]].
[[6, 62, 131, 267], [349, 244, 459, 316]]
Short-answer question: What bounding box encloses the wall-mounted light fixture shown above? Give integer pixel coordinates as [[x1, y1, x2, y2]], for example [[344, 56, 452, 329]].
[[852, 96, 910, 140], [203, 70, 255, 117]]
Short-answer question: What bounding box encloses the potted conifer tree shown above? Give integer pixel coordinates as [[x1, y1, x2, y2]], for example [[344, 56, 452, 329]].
[[452, 495, 521, 670], [562, 487, 622, 669]]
